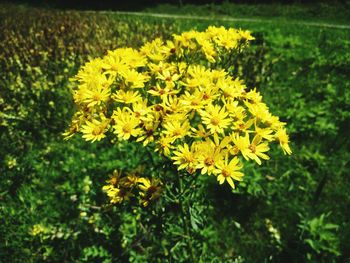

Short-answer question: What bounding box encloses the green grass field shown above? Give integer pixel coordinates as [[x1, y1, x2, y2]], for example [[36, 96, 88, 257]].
[[143, 2, 350, 25], [1, 4, 350, 262]]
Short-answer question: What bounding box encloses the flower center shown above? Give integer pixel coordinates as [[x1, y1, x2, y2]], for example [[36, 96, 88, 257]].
[[122, 124, 131, 134], [92, 126, 102, 136], [93, 93, 102, 101], [204, 157, 214, 166], [191, 99, 200, 106], [222, 169, 230, 178], [249, 144, 256, 153], [211, 117, 220, 126]]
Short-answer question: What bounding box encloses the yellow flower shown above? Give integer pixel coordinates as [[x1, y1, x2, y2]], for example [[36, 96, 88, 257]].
[[219, 77, 245, 101], [238, 29, 255, 42], [131, 99, 153, 122], [254, 124, 274, 142], [121, 174, 140, 189], [112, 108, 141, 140], [248, 135, 270, 165], [214, 156, 244, 189], [115, 48, 147, 68], [196, 36, 216, 62], [81, 117, 109, 142], [184, 65, 211, 88], [112, 90, 142, 104], [246, 101, 271, 122], [275, 128, 292, 155], [102, 52, 129, 76], [74, 58, 104, 83], [173, 31, 197, 49], [245, 89, 262, 104], [138, 178, 162, 207], [106, 169, 122, 187], [171, 143, 198, 171], [191, 124, 211, 139], [225, 101, 246, 121], [137, 121, 159, 146], [232, 133, 270, 165], [161, 96, 184, 115], [75, 74, 112, 107], [231, 133, 251, 158], [214, 28, 239, 50], [148, 83, 179, 99], [155, 136, 173, 156], [140, 38, 169, 61], [162, 119, 191, 142], [180, 91, 208, 111], [121, 69, 149, 88], [200, 104, 231, 134], [195, 141, 225, 175], [81, 86, 111, 108], [102, 185, 132, 204], [157, 69, 180, 83]]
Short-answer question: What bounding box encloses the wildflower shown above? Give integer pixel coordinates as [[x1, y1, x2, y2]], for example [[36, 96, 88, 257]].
[[162, 119, 191, 142], [161, 96, 184, 115], [75, 74, 112, 107], [155, 136, 173, 156], [117, 48, 147, 68], [248, 135, 270, 165], [102, 52, 129, 76], [214, 156, 244, 189], [180, 91, 208, 111], [131, 99, 153, 122], [238, 29, 255, 42], [200, 104, 231, 134], [191, 124, 211, 139], [103, 185, 132, 204], [232, 118, 254, 133], [112, 90, 142, 104], [171, 143, 197, 171], [106, 169, 123, 186], [137, 121, 159, 146], [214, 29, 239, 50], [185, 65, 212, 88], [81, 117, 109, 142], [112, 109, 141, 140], [232, 133, 269, 165], [254, 124, 274, 141], [141, 38, 169, 61], [121, 69, 149, 89], [196, 141, 225, 175], [275, 128, 292, 155], [81, 86, 111, 108], [148, 83, 179, 99], [157, 69, 180, 89], [138, 178, 162, 207]]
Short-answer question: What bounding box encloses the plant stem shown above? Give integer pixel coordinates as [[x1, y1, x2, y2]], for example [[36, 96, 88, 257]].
[[177, 173, 196, 263]]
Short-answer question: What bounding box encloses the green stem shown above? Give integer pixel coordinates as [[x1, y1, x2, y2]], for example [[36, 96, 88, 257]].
[[177, 173, 196, 263]]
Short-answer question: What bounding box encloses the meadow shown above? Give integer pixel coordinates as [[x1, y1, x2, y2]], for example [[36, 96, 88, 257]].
[[1, 4, 350, 262]]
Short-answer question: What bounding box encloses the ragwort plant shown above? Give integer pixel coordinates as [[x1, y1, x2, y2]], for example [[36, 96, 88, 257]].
[[64, 25, 292, 260], [65, 26, 291, 199]]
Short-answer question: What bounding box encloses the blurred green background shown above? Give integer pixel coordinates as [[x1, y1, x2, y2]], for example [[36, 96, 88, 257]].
[[1, 1, 349, 262]]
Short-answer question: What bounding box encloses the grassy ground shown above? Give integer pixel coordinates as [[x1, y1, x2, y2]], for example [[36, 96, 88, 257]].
[[143, 2, 350, 25], [1, 4, 350, 262]]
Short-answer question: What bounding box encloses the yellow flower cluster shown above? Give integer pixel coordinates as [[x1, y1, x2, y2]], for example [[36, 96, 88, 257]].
[[65, 26, 291, 194], [102, 169, 162, 207]]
